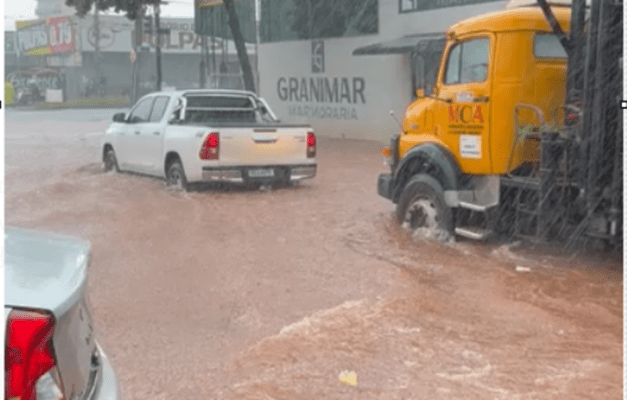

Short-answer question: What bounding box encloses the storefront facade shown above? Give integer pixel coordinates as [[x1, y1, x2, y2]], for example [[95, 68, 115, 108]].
[[7, 14, 256, 101]]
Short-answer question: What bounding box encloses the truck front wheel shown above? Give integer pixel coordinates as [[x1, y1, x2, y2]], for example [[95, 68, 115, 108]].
[[396, 174, 452, 241], [104, 148, 119, 172]]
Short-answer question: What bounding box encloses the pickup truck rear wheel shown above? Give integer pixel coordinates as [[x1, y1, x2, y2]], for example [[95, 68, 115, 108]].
[[166, 161, 188, 191], [104, 148, 119, 172], [396, 174, 452, 241]]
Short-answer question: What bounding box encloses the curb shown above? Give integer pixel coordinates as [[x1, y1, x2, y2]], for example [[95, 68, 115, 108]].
[[33, 97, 131, 110]]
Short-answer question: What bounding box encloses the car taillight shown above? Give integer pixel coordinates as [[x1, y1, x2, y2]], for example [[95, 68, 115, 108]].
[[200, 132, 219, 160], [5, 310, 64, 400], [307, 132, 316, 158]]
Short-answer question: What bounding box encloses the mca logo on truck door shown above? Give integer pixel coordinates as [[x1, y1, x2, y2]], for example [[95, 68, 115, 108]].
[[448, 104, 484, 125]]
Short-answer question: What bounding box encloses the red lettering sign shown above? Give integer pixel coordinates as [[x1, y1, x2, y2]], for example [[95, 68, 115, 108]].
[[449, 104, 484, 125], [448, 105, 459, 123], [459, 105, 473, 123], [472, 105, 484, 124]]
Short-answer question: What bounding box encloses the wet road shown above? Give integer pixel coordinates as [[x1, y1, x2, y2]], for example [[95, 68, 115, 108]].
[[5, 108, 623, 400]]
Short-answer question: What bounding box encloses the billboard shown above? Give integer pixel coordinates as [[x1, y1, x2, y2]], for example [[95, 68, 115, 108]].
[[77, 15, 254, 54], [15, 16, 75, 55]]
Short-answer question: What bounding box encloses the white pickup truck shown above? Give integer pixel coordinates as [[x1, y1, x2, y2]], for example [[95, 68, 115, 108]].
[[102, 89, 317, 190]]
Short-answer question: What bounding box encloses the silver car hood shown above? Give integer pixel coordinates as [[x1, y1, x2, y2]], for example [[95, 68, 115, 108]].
[[5, 227, 91, 316]]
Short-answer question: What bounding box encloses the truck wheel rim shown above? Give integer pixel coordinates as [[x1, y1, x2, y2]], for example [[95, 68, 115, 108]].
[[403, 198, 439, 233]]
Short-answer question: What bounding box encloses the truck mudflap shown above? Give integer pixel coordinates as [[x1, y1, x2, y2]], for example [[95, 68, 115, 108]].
[[378, 173, 393, 200]]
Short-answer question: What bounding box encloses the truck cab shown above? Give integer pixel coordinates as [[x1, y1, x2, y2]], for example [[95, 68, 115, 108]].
[[379, 6, 572, 240]]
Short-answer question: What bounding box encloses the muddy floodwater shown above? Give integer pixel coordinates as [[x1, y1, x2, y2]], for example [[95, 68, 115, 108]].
[[6, 108, 623, 400]]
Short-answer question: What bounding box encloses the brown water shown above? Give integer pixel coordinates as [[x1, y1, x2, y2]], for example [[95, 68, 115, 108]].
[[6, 109, 622, 400]]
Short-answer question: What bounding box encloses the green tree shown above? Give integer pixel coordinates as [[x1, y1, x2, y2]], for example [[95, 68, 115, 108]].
[[65, 0, 160, 19]]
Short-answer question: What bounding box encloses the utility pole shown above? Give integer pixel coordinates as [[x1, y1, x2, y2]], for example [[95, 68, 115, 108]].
[[154, 2, 162, 91], [94, 0, 102, 96], [308, 0, 312, 40], [254, 0, 260, 94], [200, 35, 207, 88], [211, 8, 217, 88], [132, 4, 145, 104]]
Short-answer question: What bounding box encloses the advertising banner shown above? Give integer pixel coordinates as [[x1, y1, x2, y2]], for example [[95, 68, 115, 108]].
[[16, 16, 75, 55]]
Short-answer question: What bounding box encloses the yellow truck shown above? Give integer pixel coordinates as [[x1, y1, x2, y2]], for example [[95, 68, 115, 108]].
[[378, 1, 622, 248]]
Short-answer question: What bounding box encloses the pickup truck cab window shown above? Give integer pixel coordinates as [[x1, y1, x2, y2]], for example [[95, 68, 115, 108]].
[[149, 96, 171, 122], [444, 38, 490, 85], [184, 95, 257, 123], [128, 97, 155, 123]]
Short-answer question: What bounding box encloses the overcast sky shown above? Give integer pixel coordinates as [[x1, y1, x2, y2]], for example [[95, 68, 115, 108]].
[[4, 0, 196, 29]]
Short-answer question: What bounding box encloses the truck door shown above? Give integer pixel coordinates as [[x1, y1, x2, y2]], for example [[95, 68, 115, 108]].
[[435, 34, 493, 174], [140, 95, 170, 176], [122, 96, 155, 172]]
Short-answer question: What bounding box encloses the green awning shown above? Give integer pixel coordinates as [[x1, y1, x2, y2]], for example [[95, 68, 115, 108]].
[[353, 33, 446, 56]]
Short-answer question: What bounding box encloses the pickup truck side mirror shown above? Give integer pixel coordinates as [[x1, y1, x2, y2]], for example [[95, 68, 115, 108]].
[[112, 112, 126, 123], [415, 89, 425, 99]]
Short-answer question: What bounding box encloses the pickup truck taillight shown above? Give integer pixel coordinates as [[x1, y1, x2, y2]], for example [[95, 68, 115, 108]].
[[200, 132, 219, 160], [5, 309, 64, 400], [307, 132, 316, 158]]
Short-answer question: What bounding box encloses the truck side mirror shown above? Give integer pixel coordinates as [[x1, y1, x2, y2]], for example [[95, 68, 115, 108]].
[[415, 88, 425, 99], [112, 113, 126, 123]]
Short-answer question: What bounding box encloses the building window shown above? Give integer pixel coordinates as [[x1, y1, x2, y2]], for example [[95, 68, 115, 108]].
[[260, 0, 378, 43]]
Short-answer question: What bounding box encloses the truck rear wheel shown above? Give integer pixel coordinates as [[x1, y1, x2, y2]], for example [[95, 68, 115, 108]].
[[396, 174, 452, 241], [166, 160, 188, 191]]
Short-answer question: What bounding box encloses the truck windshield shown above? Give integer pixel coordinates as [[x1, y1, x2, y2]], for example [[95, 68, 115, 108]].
[[444, 37, 490, 84]]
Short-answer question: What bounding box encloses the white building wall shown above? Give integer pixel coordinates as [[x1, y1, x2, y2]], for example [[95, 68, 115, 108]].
[[258, 0, 509, 143], [259, 36, 412, 142]]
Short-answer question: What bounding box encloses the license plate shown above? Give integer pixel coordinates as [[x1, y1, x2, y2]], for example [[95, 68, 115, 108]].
[[248, 168, 275, 178]]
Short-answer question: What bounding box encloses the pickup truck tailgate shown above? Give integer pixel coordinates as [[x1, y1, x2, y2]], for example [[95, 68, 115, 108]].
[[217, 126, 311, 165]]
